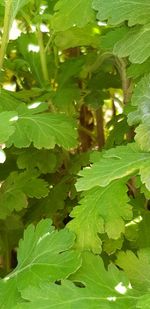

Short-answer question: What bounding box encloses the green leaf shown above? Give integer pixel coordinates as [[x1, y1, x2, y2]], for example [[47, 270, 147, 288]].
[[68, 181, 132, 253], [55, 24, 100, 50], [76, 143, 150, 191], [0, 280, 21, 309], [17, 149, 57, 174], [101, 27, 128, 51], [133, 79, 150, 114], [127, 75, 150, 151], [0, 220, 81, 307], [7, 104, 77, 149], [128, 74, 150, 126], [0, 171, 49, 218], [113, 24, 150, 64], [1, 0, 31, 21], [135, 117, 150, 152], [127, 59, 150, 79], [25, 182, 69, 223], [137, 294, 150, 309], [92, 0, 150, 26], [136, 213, 150, 249], [0, 111, 17, 144], [17, 33, 50, 87], [17, 252, 135, 308], [116, 248, 150, 291], [51, 0, 94, 31], [0, 90, 20, 111], [53, 85, 80, 114], [11, 0, 31, 19], [2, 219, 80, 286], [102, 236, 123, 255]]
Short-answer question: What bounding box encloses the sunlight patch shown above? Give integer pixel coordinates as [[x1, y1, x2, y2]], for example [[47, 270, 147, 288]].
[[28, 102, 42, 109], [107, 296, 116, 302], [0, 149, 6, 163], [115, 282, 127, 294], [28, 44, 40, 53], [9, 115, 18, 122]]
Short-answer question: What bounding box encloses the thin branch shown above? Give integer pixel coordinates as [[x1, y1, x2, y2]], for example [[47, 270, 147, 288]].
[[36, 26, 49, 82], [0, 0, 12, 70]]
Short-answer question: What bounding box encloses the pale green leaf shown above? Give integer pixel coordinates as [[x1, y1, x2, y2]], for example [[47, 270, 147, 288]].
[[12, 0, 31, 19], [0, 111, 17, 144], [140, 163, 150, 191], [131, 74, 150, 108], [135, 118, 150, 152], [113, 24, 150, 64], [92, 0, 150, 26], [102, 236, 123, 255], [128, 74, 150, 126], [68, 181, 132, 253], [7, 104, 77, 149], [51, 0, 94, 31], [116, 248, 150, 291], [76, 144, 150, 191]]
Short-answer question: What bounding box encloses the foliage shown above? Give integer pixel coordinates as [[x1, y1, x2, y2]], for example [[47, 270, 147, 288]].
[[0, 0, 150, 308]]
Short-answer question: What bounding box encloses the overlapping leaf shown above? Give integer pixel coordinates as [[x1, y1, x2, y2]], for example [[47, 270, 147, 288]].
[[92, 0, 150, 26], [6, 104, 77, 149], [16, 252, 136, 308], [0, 111, 17, 144], [76, 143, 150, 191], [128, 74, 150, 151], [116, 248, 150, 291], [55, 24, 100, 50], [0, 280, 21, 309], [135, 116, 150, 152], [51, 0, 94, 31], [113, 24, 150, 64], [68, 181, 132, 253], [11, 0, 31, 19], [116, 248, 150, 308], [0, 219, 81, 307], [1, 0, 31, 22], [0, 171, 49, 218], [17, 149, 57, 174], [0, 89, 20, 111]]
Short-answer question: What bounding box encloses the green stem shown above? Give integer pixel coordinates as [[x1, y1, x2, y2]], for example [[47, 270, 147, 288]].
[[79, 124, 96, 140], [36, 26, 49, 82], [0, 0, 12, 70]]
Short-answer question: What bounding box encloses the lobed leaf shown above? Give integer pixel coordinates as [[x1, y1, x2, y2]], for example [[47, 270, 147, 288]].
[[51, 0, 94, 31], [7, 104, 77, 149], [113, 24, 150, 64], [0, 219, 81, 307], [0, 171, 49, 219], [68, 181, 132, 253], [92, 0, 150, 26], [76, 144, 150, 191], [16, 252, 136, 308]]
